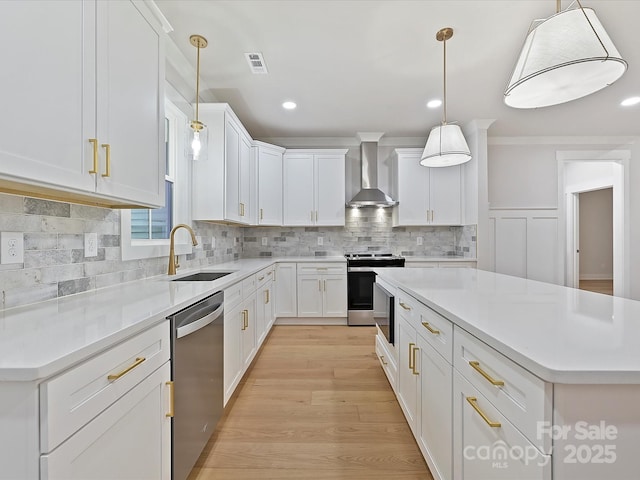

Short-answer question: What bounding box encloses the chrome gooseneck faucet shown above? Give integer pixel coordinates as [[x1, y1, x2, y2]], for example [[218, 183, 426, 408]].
[[168, 224, 198, 275]]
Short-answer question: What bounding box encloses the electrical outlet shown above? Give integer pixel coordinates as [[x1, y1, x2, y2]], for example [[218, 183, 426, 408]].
[[84, 232, 98, 257], [317, 237, 324, 246], [1, 231, 24, 264], [262, 237, 268, 246], [211, 237, 216, 249], [195, 236, 203, 249], [416, 236, 423, 246]]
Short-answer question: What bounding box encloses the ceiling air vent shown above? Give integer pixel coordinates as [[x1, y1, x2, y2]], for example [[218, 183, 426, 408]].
[[244, 52, 268, 74]]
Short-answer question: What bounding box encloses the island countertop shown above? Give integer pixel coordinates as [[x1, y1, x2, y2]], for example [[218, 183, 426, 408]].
[[375, 267, 640, 384]]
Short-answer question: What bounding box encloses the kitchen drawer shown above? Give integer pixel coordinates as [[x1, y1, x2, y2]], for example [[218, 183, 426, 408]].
[[417, 303, 453, 363], [242, 274, 257, 296], [225, 282, 243, 311], [376, 333, 397, 393], [256, 265, 274, 289], [297, 263, 346, 276], [40, 321, 170, 453], [454, 327, 552, 453], [396, 290, 421, 326], [453, 370, 551, 479]]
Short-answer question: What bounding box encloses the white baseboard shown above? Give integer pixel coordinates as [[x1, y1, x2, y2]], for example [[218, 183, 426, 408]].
[[275, 317, 348, 326], [579, 274, 613, 281]]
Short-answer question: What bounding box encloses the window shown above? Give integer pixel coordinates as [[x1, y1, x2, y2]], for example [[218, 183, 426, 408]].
[[121, 98, 192, 261]]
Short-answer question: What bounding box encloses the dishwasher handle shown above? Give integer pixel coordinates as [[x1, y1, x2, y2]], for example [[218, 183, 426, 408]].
[[176, 303, 223, 339]]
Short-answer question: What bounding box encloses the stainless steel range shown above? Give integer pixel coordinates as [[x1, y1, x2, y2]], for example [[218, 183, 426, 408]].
[[345, 253, 405, 325]]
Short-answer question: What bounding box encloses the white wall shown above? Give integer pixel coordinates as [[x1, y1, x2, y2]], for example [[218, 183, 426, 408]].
[[579, 188, 613, 280]]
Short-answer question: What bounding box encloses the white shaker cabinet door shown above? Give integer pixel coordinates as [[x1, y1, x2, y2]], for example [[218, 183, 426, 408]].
[[397, 318, 419, 435], [429, 165, 462, 225], [0, 1, 96, 193], [315, 155, 346, 226], [41, 362, 171, 480], [94, 0, 164, 206], [322, 274, 347, 317], [257, 147, 284, 225], [283, 154, 315, 225], [297, 275, 324, 317], [238, 133, 252, 223], [240, 294, 257, 370], [275, 263, 298, 317], [225, 118, 242, 223], [395, 152, 430, 226]]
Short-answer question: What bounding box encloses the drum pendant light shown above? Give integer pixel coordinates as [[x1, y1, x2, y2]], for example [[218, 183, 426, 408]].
[[421, 28, 471, 168], [188, 34, 208, 161], [504, 0, 627, 109]]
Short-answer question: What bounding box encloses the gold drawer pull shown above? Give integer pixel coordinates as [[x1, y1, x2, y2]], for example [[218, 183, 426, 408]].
[[466, 396, 501, 428], [258, 276, 265, 281], [469, 361, 505, 386], [241, 310, 247, 330], [380, 355, 388, 366], [107, 357, 146, 381], [165, 381, 174, 418], [412, 346, 419, 375], [399, 302, 411, 311], [422, 322, 440, 335], [101, 143, 111, 177]]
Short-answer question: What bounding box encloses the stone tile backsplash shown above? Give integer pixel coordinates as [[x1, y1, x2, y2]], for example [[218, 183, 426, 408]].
[[0, 195, 475, 309]]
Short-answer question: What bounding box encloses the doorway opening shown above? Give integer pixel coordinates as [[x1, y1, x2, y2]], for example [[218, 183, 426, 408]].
[[558, 151, 630, 298], [576, 188, 614, 295]]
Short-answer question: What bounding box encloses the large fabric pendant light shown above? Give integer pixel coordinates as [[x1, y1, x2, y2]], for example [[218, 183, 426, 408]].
[[504, 0, 627, 109], [188, 34, 208, 161], [421, 28, 471, 168]]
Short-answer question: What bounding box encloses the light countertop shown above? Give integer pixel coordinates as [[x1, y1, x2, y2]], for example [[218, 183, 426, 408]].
[[0, 256, 345, 382], [375, 267, 640, 384], [404, 257, 477, 262]]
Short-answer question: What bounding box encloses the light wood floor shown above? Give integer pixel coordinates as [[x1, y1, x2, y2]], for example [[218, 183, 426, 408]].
[[579, 280, 614, 296], [188, 325, 433, 480]]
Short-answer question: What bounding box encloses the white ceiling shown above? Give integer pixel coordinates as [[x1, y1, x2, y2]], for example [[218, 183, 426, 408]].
[[155, 0, 640, 140]]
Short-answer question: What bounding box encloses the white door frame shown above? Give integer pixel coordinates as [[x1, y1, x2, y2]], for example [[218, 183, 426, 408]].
[[557, 150, 630, 298]]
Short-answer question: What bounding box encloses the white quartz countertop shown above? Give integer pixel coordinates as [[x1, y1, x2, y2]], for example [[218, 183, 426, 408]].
[[375, 267, 640, 384], [404, 257, 477, 262], [0, 256, 345, 382]]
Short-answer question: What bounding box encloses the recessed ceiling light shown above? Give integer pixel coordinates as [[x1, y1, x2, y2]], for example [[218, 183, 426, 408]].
[[427, 99, 442, 109], [620, 96, 640, 107], [282, 101, 297, 110]]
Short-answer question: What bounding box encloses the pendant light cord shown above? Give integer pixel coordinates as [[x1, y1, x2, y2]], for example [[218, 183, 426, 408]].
[[442, 36, 447, 126], [195, 43, 201, 124]]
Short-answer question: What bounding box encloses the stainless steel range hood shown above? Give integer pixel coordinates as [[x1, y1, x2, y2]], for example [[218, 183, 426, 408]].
[[347, 141, 397, 208]]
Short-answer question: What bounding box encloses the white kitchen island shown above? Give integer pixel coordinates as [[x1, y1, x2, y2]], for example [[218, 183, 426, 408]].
[[374, 267, 640, 480]]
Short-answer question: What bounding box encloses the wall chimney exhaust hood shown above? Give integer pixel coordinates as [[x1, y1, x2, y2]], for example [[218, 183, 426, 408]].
[[348, 135, 397, 208]]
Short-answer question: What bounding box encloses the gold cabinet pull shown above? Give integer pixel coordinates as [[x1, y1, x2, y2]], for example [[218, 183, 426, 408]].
[[260, 208, 263, 220], [244, 309, 249, 328], [408, 342, 415, 370], [107, 357, 146, 381], [323, 279, 326, 292], [88, 138, 98, 174], [266, 289, 270, 304], [165, 381, 174, 418], [241, 310, 247, 330], [399, 302, 411, 311], [422, 322, 440, 335], [310, 210, 314, 221], [267, 271, 273, 276], [315, 211, 318, 222], [100, 143, 111, 177], [466, 396, 501, 428], [258, 276, 265, 281], [380, 355, 388, 365], [318, 279, 322, 291], [412, 346, 419, 375], [469, 361, 505, 386]]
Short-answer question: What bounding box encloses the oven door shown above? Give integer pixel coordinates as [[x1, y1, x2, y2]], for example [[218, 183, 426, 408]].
[[373, 282, 394, 345]]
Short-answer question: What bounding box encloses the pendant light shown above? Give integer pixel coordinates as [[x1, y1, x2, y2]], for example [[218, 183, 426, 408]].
[[421, 28, 471, 168], [189, 34, 208, 161], [504, 0, 627, 109]]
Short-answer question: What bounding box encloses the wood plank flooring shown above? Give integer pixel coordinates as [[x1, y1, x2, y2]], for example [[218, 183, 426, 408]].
[[579, 279, 613, 296], [188, 325, 433, 480]]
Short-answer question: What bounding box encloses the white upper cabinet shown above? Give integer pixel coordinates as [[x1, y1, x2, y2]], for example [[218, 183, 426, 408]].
[[0, 0, 165, 208], [192, 104, 253, 224], [255, 142, 286, 226], [392, 148, 462, 226], [283, 149, 347, 226]]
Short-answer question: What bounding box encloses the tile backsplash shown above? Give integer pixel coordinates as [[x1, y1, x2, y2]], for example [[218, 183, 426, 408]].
[[0, 195, 475, 309]]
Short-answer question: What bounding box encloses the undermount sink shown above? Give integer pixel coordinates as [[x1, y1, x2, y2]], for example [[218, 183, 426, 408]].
[[171, 272, 234, 282]]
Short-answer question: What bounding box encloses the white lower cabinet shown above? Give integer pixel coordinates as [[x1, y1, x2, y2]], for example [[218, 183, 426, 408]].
[[417, 334, 452, 480], [256, 280, 275, 345], [397, 316, 419, 434], [453, 371, 551, 480], [296, 263, 347, 318], [275, 262, 297, 317], [41, 363, 171, 480]]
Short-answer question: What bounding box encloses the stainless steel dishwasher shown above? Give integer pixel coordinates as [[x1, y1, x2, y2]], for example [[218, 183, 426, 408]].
[[168, 291, 224, 480]]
